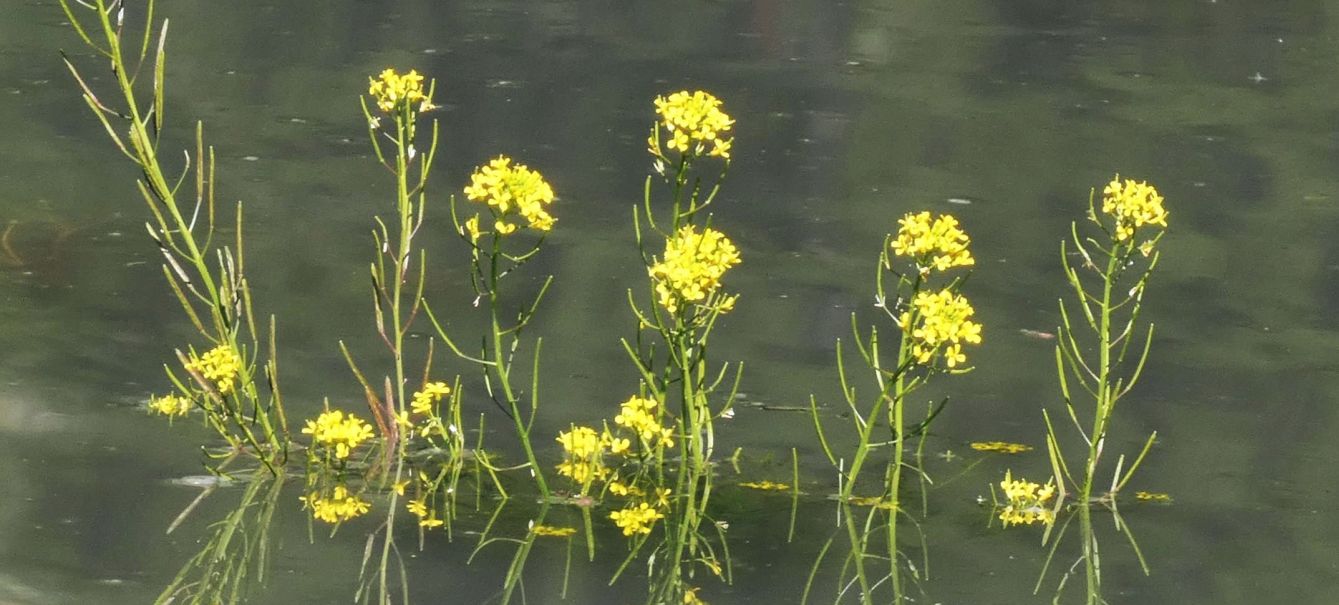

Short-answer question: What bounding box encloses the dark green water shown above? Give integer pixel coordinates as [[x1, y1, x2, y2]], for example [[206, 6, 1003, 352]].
[[4, 0, 1339, 603]]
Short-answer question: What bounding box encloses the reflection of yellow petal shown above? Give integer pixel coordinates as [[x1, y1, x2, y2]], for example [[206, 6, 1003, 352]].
[[739, 480, 790, 491], [1135, 491, 1173, 503], [970, 441, 1032, 454]]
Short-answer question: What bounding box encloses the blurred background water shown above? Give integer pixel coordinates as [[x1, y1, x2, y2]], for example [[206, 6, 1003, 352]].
[[4, 0, 1339, 602]]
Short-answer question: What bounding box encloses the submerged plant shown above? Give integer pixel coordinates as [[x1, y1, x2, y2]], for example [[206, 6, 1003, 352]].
[[59, 0, 290, 472], [808, 210, 981, 604]]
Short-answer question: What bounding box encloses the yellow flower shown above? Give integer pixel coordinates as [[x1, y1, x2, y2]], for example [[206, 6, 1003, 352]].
[[1101, 175, 1168, 242], [609, 502, 664, 536], [302, 409, 376, 459], [652, 90, 734, 160], [411, 381, 452, 416], [406, 498, 429, 518], [970, 441, 1033, 454], [997, 470, 1056, 527], [463, 156, 556, 232], [555, 426, 609, 484], [367, 68, 433, 114], [464, 214, 483, 243], [891, 211, 974, 274], [148, 393, 191, 418], [184, 344, 242, 395], [683, 586, 708, 605], [532, 525, 577, 538], [900, 289, 983, 367], [649, 225, 742, 314], [613, 396, 674, 448], [302, 485, 371, 524]]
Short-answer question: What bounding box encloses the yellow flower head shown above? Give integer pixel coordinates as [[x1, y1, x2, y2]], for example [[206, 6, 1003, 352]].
[[302, 409, 375, 460], [411, 381, 452, 416], [464, 214, 483, 243], [367, 68, 434, 114], [614, 396, 674, 448], [652, 90, 734, 160], [1101, 175, 1168, 242], [649, 225, 742, 314], [463, 156, 556, 232], [900, 289, 983, 368], [609, 502, 665, 536], [148, 393, 191, 418], [184, 344, 242, 395], [997, 470, 1056, 527], [555, 425, 609, 484], [301, 485, 371, 524], [891, 211, 974, 274]]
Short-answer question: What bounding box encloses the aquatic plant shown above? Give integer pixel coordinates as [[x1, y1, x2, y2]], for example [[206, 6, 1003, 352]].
[[58, 0, 290, 472], [808, 210, 980, 603], [1035, 175, 1167, 602], [615, 89, 741, 603]]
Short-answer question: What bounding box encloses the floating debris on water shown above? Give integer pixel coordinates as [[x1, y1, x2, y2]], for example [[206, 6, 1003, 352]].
[[167, 474, 237, 489]]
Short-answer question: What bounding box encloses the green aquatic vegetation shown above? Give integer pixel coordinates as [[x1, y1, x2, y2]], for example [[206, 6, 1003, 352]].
[[157, 468, 286, 605], [1033, 175, 1168, 603], [614, 90, 741, 603], [808, 211, 980, 604], [58, 0, 290, 472]]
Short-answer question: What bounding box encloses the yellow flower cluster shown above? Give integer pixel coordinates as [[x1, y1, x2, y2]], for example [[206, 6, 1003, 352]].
[[302, 410, 375, 460], [411, 381, 451, 416], [652, 90, 734, 160], [556, 426, 617, 484], [406, 498, 445, 529], [1101, 176, 1168, 242], [609, 502, 665, 536], [891, 211, 974, 274], [302, 485, 371, 524], [367, 68, 432, 114], [532, 525, 577, 538], [649, 225, 742, 314], [463, 156, 556, 234], [970, 441, 1032, 454], [998, 470, 1056, 527], [148, 393, 191, 418], [902, 289, 983, 367], [614, 396, 674, 448], [184, 345, 242, 395]]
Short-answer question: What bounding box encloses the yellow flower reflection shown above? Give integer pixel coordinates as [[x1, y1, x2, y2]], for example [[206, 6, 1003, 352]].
[[609, 502, 664, 536], [302, 485, 371, 524], [148, 393, 191, 418]]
